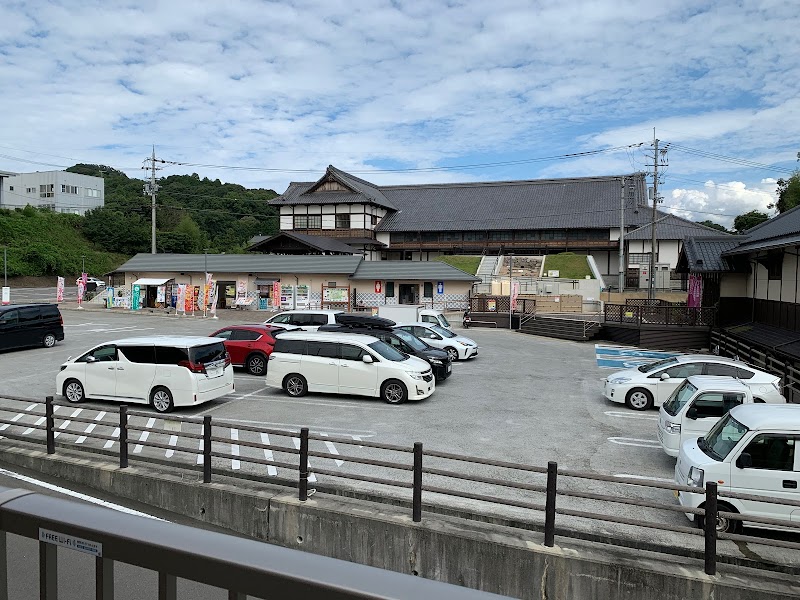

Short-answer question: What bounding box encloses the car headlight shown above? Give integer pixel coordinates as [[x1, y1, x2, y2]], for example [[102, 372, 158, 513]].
[[664, 421, 681, 434], [687, 466, 704, 488], [429, 358, 443, 365], [408, 372, 424, 380], [609, 377, 631, 384]]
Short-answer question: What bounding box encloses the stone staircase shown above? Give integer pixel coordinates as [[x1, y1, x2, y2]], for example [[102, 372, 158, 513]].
[[519, 315, 601, 341], [475, 255, 501, 294], [497, 256, 543, 278]]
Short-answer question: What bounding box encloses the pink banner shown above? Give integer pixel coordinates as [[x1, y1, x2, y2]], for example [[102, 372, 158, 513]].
[[56, 277, 64, 303], [688, 274, 703, 308]]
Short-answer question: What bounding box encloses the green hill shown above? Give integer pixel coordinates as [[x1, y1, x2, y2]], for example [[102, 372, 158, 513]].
[[435, 255, 481, 275]]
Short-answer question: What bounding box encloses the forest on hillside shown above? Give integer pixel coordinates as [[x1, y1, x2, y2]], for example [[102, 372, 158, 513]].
[[0, 164, 278, 277]]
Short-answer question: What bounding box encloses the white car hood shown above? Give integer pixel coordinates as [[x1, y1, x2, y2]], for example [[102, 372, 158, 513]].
[[606, 367, 644, 381], [403, 355, 432, 372], [452, 335, 476, 346]]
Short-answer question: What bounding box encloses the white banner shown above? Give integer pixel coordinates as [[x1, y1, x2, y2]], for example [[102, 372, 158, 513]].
[[56, 277, 64, 303], [176, 284, 186, 313], [210, 280, 218, 316]]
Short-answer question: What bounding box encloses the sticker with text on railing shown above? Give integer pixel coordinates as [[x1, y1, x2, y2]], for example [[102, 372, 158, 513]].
[[39, 528, 102, 557]]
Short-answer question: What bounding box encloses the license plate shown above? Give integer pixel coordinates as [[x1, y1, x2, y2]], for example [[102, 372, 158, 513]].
[[206, 360, 224, 378]]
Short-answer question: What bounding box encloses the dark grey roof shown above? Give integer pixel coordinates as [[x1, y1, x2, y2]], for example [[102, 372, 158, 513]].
[[375, 173, 650, 232], [248, 231, 357, 254], [626, 214, 732, 241], [723, 208, 797, 255], [115, 253, 362, 274], [680, 237, 744, 273], [350, 261, 480, 282], [270, 165, 398, 210]]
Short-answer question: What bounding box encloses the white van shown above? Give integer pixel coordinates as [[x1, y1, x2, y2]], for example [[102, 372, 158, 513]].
[[266, 331, 435, 404], [676, 404, 800, 533], [657, 376, 762, 457], [263, 309, 342, 330], [56, 337, 235, 413], [419, 309, 452, 329]]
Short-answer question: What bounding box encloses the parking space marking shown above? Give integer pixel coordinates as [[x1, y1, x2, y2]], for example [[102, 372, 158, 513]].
[[0, 404, 38, 435], [608, 437, 661, 448], [76, 411, 108, 444], [103, 427, 120, 449], [197, 439, 204, 464], [166, 435, 178, 458], [231, 428, 241, 470], [216, 419, 376, 438], [614, 473, 674, 483], [226, 394, 391, 410], [133, 418, 156, 453], [604, 410, 659, 421], [293, 437, 317, 483], [320, 433, 344, 467], [260, 433, 277, 476], [54, 408, 83, 439]]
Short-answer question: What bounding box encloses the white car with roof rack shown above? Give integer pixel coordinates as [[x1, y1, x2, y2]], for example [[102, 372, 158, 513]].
[[603, 354, 783, 410]]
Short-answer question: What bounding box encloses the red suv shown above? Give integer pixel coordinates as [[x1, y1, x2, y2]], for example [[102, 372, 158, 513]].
[[209, 325, 283, 375]]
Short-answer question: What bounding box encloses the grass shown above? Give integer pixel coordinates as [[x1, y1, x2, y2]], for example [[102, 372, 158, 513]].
[[435, 255, 482, 275], [542, 252, 593, 279]]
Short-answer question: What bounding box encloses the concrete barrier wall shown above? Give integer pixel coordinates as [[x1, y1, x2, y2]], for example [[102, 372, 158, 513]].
[[2, 445, 799, 600]]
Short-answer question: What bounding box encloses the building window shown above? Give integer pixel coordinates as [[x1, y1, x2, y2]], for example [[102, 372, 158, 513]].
[[26, 187, 35, 194], [441, 232, 462, 242], [294, 215, 322, 229], [39, 184, 54, 198], [421, 232, 438, 242], [629, 253, 651, 265], [371, 214, 378, 226], [423, 282, 433, 298], [61, 185, 78, 194], [335, 214, 351, 229], [86, 188, 100, 198], [489, 231, 512, 241], [8, 186, 12, 191], [767, 254, 783, 280], [464, 231, 486, 241], [385, 281, 395, 297]]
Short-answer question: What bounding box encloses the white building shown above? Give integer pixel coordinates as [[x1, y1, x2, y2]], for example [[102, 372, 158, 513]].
[[1, 170, 104, 215]]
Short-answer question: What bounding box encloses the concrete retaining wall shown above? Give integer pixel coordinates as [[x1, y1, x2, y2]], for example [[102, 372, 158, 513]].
[[2, 445, 799, 600]]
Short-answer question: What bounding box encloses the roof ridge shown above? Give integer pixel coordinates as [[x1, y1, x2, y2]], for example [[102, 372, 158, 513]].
[[380, 172, 644, 190]]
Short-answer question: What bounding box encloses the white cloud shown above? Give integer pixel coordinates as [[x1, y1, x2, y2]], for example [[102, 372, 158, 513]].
[[667, 180, 777, 230]]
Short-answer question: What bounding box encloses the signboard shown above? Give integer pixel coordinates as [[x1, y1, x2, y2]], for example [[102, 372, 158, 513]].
[[192, 286, 200, 312], [272, 281, 281, 308], [487, 299, 497, 312], [436, 281, 444, 294], [77, 280, 85, 307], [106, 286, 114, 308], [374, 281, 382, 294], [131, 284, 140, 311], [237, 280, 247, 304], [511, 280, 520, 311], [56, 277, 64, 303], [176, 284, 187, 313], [547, 270, 560, 278], [39, 528, 102, 558], [156, 285, 166, 304], [296, 284, 309, 309], [280, 284, 294, 310], [1, 286, 9, 305], [323, 287, 349, 303]]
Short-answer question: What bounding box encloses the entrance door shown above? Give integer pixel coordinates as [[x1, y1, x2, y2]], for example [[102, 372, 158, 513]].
[[398, 284, 419, 305]]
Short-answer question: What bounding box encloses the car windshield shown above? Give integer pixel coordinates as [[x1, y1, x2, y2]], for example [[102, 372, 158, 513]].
[[368, 340, 408, 361], [662, 381, 697, 417], [392, 328, 427, 351], [431, 324, 456, 338], [638, 357, 678, 373], [438, 314, 451, 327], [701, 414, 749, 461]]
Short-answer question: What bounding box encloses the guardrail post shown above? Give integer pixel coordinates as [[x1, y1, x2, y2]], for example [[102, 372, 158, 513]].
[[119, 406, 128, 469], [203, 416, 212, 483], [544, 461, 557, 547], [45, 396, 55, 455], [412, 442, 423, 522], [704, 481, 718, 576], [39, 540, 57, 600], [299, 427, 309, 501]]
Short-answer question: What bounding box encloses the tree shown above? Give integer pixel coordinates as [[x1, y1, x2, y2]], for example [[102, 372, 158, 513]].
[[768, 152, 800, 213], [696, 220, 729, 233], [733, 210, 769, 233]]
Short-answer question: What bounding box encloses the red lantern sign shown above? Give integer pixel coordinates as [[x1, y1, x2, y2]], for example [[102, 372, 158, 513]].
[[374, 281, 382, 294]]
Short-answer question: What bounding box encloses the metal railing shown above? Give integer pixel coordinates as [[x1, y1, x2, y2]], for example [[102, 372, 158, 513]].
[[0, 485, 502, 600], [604, 303, 715, 327], [2, 394, 800, 578]]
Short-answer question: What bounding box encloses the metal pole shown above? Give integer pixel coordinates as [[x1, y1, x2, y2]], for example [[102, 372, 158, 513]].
[[151, 147, 157, 254], [119, 406, 128, 469], [649, 132, 659, 300], [618, 177, 625, 293], [204, 250, 208, 318], [299, 427, 309, 501], [412, 442, 423, 522], [81, 254, 85, 276], [203, 416, 212, 483], [544, 461, 557, 547], [3, 246, 6, 287], [508, 253, 514, 330], [45, 396, 55, 455], [704, 481, 718, 575]]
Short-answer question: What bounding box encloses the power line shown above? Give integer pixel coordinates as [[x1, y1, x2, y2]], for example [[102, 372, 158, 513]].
[[668, 144, 794, 174]]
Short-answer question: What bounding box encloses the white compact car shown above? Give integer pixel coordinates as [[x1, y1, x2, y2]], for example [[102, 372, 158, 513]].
[[56, 336, 235, 413], [676, 404, 800, 533], [266, 331, 434, 404], [603, 354, 783, 410], [263, 309, 343, 330], [394, 322, 478, 361]]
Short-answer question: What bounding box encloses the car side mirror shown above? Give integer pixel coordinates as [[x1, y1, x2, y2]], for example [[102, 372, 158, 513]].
[[362, 355, 374, 364], [660, 373, 670, 381], [85, 356, 98, 364], [736, 452, 753, 469], [686, 407, 698, 420]]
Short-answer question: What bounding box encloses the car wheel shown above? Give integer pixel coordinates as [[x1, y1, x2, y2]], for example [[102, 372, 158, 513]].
[[283, 374, 308, 397], [150, 386, 174, 413], [381, 379, 408, 404], [246, 353, 267, 376], [625, 388, 653, 411], [43, 333, 56, 348], [63, 379, 85, 403], [445, 346, 460, 362], [697, 502, 741, 534]]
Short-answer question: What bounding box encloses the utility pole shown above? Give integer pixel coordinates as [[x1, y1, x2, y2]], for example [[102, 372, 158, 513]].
[[645, 131, 668, 300], [3, 246, 6, 287], [143, 147, 162, 254], [508, 253, 514, 330], [618, 177, 626, 293]]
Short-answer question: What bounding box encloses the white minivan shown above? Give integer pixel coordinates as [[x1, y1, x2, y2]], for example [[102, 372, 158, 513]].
[[657, 376, 767, 458], [263, 309, 342, 331], [266, 331, 435, 404], [676, 404, 800, 533], [56, 336, 235, 413]]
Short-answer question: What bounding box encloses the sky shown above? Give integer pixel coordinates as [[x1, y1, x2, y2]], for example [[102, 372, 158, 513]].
[[1, 0, 799, 229]]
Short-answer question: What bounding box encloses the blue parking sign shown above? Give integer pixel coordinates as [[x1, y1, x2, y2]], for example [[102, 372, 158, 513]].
[[436, 281, 444, 294]]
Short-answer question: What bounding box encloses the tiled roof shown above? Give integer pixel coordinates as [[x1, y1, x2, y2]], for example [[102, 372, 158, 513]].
[[247, 231, 357, 254], [270, 165, 398, 210], [680, 237, 744, 273], [114, 253, 363, 274], [723, 208, 798, 255], [626, 214, 732, 241], [350, 260, 480, 281]]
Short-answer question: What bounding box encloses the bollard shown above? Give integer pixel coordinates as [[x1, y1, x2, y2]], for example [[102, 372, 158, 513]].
[[544, 461, 557, 547], [45, 396, 55, 455], [119, 406, 128, 469], [299, 427, 309, 501], [704, 481, 718, 576], [412, 442, 423, 522], [203, 416, 212, 483]]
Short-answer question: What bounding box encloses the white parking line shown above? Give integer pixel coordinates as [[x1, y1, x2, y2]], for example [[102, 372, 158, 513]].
[[231, 428, 241, 470], [1, 404, 38, 436], [226, 394, 390, 410], [293, 437, 317, 483], [76, 411, 107, 444], [608, 437, 661, 448], [614, 473, 675, 483], [23, 416, 46, 436], [320, 433, 344, 467], [197, 438, 204, 464], [54, 408, 83, 439], [165, 435, 178, 458], [260, 433, 277, 476], [103, 427, 120, 449], [133, 417, 156, 453], [604, 410, 659, 421]]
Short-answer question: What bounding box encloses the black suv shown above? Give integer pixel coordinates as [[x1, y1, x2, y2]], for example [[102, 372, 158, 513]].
[[319, 314, 452, 381], [0, 303, 64, 351]]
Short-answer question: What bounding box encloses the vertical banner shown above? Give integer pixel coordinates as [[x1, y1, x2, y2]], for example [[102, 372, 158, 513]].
[[272, 281, 281, 308], [131, 284, 140, 311], [156, 285, 166, 304], [210, 280, 218, 316], [1, 286, 9, 306], [56, 277, 65, 303], [77, 281, 86, 307], [81, 272, 88, 286], [511, 280, 520, 311], [176, 284, 187, 313], [192, 286, 200, 314], [688, 274, 703, 308], [106, 286, 114, 308], [236, 280, 247, 307]]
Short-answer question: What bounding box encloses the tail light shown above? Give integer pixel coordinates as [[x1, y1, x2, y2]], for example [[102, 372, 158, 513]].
[[178, 360, 206, 374], [224, 352, 231, 368]]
